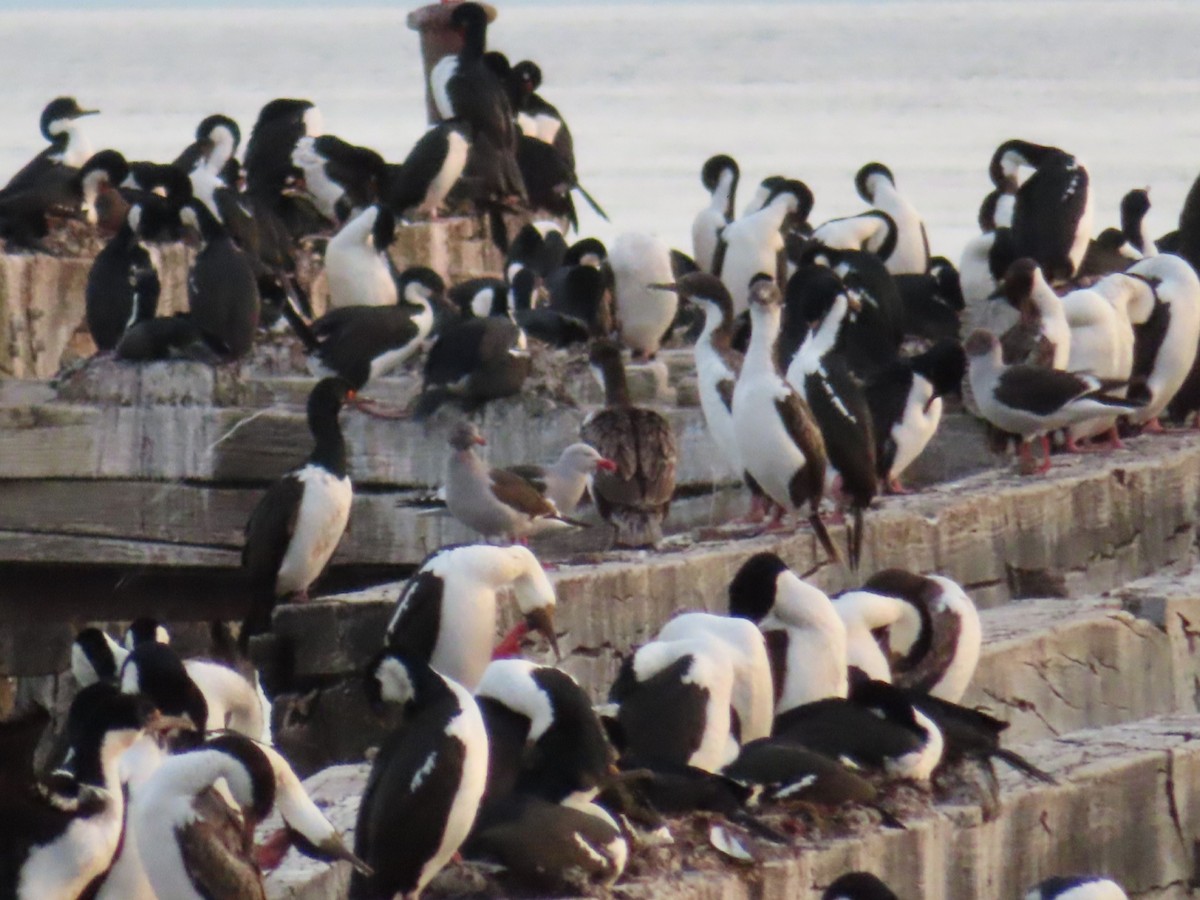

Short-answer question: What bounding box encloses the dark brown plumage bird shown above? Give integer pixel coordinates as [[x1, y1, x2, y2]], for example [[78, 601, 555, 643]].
[[580, 339, 677, 547]]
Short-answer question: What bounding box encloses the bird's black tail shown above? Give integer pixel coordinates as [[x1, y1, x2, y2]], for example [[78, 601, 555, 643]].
[[809, 511, 842, 567], [279, 282, 320, 353], [574, 181, 609, 222], [994, 747, 1058, 784], [849, 506, 864, 572]]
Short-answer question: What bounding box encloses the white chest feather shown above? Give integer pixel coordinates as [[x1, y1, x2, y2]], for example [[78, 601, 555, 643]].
[[886, 708, 943, 781], [18, 792, 122, 900], [275, 466, 353, 596], [531, 114, 561, 146], [770, 621, 849, 714], [732, 370, 807, 509], [326, 235, 397, 309], [1064, 289, 1126, 379], [871, 180, 928, 275], [189, 168, 223, 220], [292, 138, 343, 221], [424, 128, 470, 211], [516, 111, 538, 138], [609, 232, 676, 355], [420, 683, 489, 892], [61, 123, 93, 169], [1041, 308, 1071, 371], [688, 651, 737, 773], [694, 342, 741, 474], [431, 583, 498, 690], [958, 232, 1002, 315], [96, 817, 156, 900], [134, 794, 207, 900], [430, 56, 458, 121], [888, 377, 942, 480], [841, 619, 893, 683], [184, 659, 267, 741], [721, 214, 784, 315]]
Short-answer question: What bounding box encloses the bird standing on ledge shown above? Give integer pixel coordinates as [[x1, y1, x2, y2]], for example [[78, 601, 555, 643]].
[[241, 377, 357, 642], [581, 339, 677, 548]]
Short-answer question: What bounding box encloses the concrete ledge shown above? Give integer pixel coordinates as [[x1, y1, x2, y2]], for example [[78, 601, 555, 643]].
[[258, 715, 1200, 900], [965, 573, 1200, 744]]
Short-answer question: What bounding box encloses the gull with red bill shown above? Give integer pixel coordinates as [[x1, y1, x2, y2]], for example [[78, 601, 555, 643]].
[[444, 421, 610, 543]]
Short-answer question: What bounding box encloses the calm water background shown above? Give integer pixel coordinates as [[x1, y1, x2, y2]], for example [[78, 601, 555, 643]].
[[0, 1, 1198, 262]]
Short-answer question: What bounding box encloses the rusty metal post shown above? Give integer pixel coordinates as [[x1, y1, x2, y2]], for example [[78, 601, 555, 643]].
[[407, 1, 498, 125]]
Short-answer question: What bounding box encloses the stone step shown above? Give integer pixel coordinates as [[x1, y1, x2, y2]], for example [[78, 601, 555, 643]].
[[965, 568, 1200, 745], [258, 714, 1200, 900]]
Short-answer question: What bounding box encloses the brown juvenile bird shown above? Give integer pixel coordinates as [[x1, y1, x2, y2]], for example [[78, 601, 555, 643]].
[[581, 339, 677, 547]]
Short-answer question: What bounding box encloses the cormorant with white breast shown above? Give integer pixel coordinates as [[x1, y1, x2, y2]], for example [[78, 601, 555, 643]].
[[0, 686, 188, 900], [0, 96, 98, 250], [785, 267, 878, 570], [241, 377, 357, 642], [85, 203, 161, 352], [430, 2, 526, 205], [286, 265, 443, 389], [692, 155, 739, 274], [383, 543, 560, 690], [854, 162, 930, 275], [731, 279, 838, 560], [354, 651, 489, 900]]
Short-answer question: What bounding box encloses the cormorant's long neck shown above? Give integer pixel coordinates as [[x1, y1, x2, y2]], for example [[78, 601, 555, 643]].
[[713, 168, 738, 222], [309, 412, 348, 477], [700, 303, 735, 353], [600, 358, 631, 407], [460, 21, 487, 61], [745, 305, 780, 374]]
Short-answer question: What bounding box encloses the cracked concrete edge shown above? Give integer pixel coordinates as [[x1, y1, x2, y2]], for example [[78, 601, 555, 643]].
[[260, 717, 1200, 900], [964, 587, 1200, 745]]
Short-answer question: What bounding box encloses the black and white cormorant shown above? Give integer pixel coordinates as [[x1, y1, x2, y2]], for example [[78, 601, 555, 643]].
[[241, 377, 356, 640]]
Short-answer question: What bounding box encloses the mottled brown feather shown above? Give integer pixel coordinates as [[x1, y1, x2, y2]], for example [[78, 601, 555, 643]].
[[177, 790, 267, 900], [581, 408, 677, 511]]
